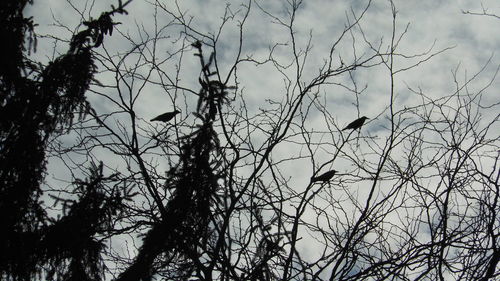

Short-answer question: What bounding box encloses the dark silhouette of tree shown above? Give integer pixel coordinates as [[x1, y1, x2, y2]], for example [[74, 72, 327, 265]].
[[0, 1, 132, 280], [117, 43, 225, 280], [1, 0, 499, 281]]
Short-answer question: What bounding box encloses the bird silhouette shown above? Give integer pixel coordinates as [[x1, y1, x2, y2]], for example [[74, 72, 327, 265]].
[[311, 170, 337, 183], [342, 116, 369, 131], [150, 110, 180, 122]]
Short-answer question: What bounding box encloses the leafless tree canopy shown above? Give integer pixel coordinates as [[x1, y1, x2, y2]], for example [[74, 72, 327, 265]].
[[1, 0, 499, 280]]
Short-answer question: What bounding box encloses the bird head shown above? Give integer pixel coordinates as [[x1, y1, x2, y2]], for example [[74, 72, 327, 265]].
[[361, 116, 369, 120], [173, 109, 181, 114]]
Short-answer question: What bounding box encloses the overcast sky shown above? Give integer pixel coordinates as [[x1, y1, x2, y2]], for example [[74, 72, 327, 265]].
[[24, 1, 499, 277], [26, 0, 499, 117], [26, 0, 500, 212], [24, 0, 499, 191]]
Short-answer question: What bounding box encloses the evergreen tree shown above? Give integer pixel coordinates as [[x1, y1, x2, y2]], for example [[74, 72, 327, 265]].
[[0, 1, 131, 280]]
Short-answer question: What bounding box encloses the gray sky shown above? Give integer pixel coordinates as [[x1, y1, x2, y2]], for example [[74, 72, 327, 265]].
[[28, 0, 499, 214], [29, 0, 499, 231], [27, 0, 499, 117], [24, 0, 499, 278]]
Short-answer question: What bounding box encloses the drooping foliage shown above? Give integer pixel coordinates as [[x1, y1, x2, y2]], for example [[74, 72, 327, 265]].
[[0, 1, 132, 280], [116, 42, 229, 281]]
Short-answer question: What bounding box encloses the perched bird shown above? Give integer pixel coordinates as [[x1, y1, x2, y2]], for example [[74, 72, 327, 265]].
[[342, 116, 369, 131], [150, 110, 180, 122], [311, 170, 337, 183]]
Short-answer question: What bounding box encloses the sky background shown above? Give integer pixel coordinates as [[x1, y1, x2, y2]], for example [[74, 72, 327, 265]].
[[25, 0, 500, 206], [27, 0, 499, 233], [22, 0, 499, 277], [26, 0, 499, 123]]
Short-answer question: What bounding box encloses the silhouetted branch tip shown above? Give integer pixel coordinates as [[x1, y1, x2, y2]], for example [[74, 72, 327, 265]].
[[191, 40, 202, 49]]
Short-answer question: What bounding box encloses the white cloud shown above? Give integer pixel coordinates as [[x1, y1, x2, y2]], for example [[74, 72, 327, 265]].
[[23, 0, 499, 278]]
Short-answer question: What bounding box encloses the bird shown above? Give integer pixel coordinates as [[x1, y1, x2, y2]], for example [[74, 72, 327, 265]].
[[150, 110, 180, 122], [311, 170, 337, 183], [342, 116, 369, 131]]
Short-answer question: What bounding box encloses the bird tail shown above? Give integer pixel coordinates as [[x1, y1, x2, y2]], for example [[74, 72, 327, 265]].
[[150, 117, 158, 122]]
